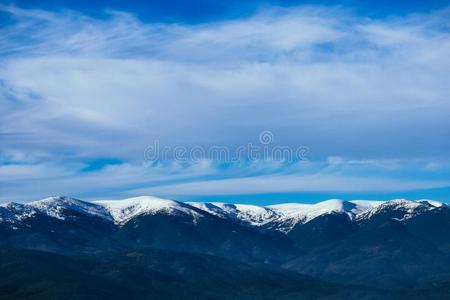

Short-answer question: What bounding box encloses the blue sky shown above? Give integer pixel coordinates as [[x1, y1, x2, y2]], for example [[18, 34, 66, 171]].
[[1, 0, 450, 203], [7, 0, 450, 22]]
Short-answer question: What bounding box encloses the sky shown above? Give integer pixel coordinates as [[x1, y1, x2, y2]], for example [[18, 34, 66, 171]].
[[1, 0, 450, 204]]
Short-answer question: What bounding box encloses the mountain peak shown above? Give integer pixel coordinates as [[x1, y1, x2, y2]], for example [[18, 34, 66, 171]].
[[95, 196, 203, 225], [29, 196, 112, 221], [355, 198, 437, 221]]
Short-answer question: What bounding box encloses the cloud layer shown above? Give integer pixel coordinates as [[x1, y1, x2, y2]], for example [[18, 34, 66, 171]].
[[1, 5, 450, 202]]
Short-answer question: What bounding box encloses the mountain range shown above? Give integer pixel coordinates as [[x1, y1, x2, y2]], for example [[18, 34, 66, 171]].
[[1, 196, 450, 299]]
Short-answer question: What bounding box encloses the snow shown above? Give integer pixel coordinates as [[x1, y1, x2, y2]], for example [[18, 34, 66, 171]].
[[29, 196, 112, 221], [232, 203, 278, 225], [269, 199, 349, 215], [350, 200, 385, 213], [186, 202, 229, 218], [189, 199, 386, 232], [267, 199, 355, 232], [417, 199, 446, 207], [188, 202, 278, 226], [356, 199, 434, 221], [0, 196, 447, 232], [266, 199, 408, 232], [0, 202, 37, 223], [95, 196, 203, 225]]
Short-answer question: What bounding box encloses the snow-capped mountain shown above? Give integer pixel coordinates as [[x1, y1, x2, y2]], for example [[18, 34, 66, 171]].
[[188, 199, 385, 232], [95, 196, 204, 225], [267, 199, 382, 232], [29, 196, 113, 221], [1, 196, 446, 233], [355, 198, 443, 222], [2, 195, 450, 290]]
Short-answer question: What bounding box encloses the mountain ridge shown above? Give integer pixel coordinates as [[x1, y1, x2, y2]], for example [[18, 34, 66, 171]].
[[1, 196, 446, 232]]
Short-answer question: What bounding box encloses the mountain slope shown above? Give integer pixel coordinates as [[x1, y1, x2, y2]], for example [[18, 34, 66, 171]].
[[0, 247, 381, 300], [1, 196, 296, 263], [2, 247, 449, 300], [284, 200, 450, 288], [111, 204, 295, 264]]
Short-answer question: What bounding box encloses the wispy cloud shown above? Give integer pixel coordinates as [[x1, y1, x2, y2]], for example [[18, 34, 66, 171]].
[[1, 158, 449, 202], [132, 174, 450, 196]]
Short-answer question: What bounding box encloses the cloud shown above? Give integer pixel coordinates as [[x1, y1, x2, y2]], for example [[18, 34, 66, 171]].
[[0, 5, 449, 201], [0, 159, 221, 202], [1, 158, 449, 203], [132, 174, 450, 196]]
